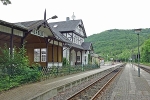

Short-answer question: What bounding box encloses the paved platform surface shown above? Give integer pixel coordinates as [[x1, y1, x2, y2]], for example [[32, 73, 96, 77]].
[[111, 63, 150, 100], [0, 64, 121, 100]]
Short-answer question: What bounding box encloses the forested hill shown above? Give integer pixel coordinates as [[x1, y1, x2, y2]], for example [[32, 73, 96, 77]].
[[85, 29, 150, 59]]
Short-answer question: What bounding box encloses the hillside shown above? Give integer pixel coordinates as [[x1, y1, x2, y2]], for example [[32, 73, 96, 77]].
[[85, 29, 150, 60]]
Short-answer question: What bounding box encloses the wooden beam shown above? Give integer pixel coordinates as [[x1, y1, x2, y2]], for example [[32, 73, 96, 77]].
[[0, 39, 20, 44], [21, 32, 25, 47], [61, 44, 63, 62], [10, 28, 13, 56], [52, 39, 54, 64], [75, 50, 77, 65], [46, 37, 48, 68], [72, 32, 73, 42], [21, 31, 30, 47], [69, 49, 71, 65], [57, 42, 59, 62], [81, 50, 82, 65], [68, 33, 72, 37]]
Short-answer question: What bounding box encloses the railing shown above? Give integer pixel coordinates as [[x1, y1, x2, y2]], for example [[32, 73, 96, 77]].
[[0, 64, 99, 92], [40, 64, 99, 80]]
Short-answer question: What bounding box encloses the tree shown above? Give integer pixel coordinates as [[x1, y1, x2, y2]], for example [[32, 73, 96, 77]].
[[141, 39, 150, 62], [1, 0, 11, 5], [85, 28, 150, 61]]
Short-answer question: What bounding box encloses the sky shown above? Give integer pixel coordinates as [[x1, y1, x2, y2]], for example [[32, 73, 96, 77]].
[[1, 0, 150, 36]]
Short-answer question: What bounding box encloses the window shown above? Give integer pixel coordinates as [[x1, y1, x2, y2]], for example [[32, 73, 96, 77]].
[[77, 56, 80, 61], [34, 49, 40, 62], [32, 29, 44, 37], [41, 48, 47, 62]]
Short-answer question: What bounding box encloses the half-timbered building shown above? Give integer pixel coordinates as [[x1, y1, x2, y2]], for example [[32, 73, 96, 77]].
[[50, 18, 94, 65]]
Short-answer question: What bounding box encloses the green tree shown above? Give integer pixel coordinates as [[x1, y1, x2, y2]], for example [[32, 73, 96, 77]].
[[85, 28, 150, 61], [1, 0, 11, 5], [141, 39, 150, 62]]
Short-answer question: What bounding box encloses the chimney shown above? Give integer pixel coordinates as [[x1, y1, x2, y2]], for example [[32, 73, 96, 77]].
[[66, 17, 70, 21]]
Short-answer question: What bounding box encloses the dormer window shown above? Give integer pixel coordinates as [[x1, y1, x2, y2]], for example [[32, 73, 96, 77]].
[[32, 29, 44, 37]]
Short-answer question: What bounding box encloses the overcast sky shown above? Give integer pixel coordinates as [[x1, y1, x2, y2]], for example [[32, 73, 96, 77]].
[[1, 0, 150, 36]]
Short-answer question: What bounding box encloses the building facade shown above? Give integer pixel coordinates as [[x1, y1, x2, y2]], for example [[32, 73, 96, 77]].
[[0, 14, 70, 68], [50, 18, 94, 65]]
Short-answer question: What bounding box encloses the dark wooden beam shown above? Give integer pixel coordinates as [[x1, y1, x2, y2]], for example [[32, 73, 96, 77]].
[[52, 39, 54, 63], [46, 37, 48, 68], [10, 28, 14, 56], [81, 50, 82, 65], [60, 31, 85, 38], [72, 32, 73, 42], [61, 45, 63, 62], [57, 42, 59, 62], [75, 50, 77, 65], [0, 39, 20, 44], [69, 49, 71, 64], [21, 32, 25, 47], [68, 33, 72, 37], [23, 32, 30, 39]]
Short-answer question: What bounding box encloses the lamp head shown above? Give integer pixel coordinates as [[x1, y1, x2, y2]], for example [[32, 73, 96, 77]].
[[51, 15, 58, 19], [134, 29, 142, 33]]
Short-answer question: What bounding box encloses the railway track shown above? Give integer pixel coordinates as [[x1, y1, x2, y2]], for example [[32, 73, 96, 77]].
[[67, 64, 125, 100], [140, 66, 150, 73]]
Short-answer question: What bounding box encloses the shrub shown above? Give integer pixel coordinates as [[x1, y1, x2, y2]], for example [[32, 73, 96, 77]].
[[63, 58, 70, 66], [0, 44, 41, 92]]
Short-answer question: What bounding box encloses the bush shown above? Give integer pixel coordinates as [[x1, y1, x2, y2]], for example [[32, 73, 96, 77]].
[[0, 44, 41, 92], [63, 58, 70, 66]]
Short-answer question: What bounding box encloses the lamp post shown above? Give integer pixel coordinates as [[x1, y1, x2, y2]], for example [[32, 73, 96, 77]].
[[134, 29, 141, 77], [131, 49, 133, 68]]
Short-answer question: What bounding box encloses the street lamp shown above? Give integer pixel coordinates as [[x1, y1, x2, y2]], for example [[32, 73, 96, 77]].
[[47, 15, 58, 21], [134, 28, 141, 77]]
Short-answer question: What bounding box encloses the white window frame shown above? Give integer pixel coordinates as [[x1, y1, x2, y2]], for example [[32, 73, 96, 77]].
[[34, 48, 40, 62], [41, 48, 47, 62]]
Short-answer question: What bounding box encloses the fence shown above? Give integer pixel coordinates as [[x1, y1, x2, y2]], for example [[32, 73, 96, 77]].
[[0, 64, 99, 92], [40, 64, 99, 80]]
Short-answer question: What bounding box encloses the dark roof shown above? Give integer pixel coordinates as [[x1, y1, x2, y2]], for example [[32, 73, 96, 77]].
[[51, 27, 71, 43], [71, 43, 84, 50], [14, 20, 44, 31], [0, 20, 27, 31], [14, 20, 71, 43], [49, 20, 81, 32], [81, 42, 93, 50], [49, 19, 87, 38]]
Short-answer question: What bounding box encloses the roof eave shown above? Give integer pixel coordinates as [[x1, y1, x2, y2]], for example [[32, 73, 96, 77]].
[[0, 20, 28, 31]]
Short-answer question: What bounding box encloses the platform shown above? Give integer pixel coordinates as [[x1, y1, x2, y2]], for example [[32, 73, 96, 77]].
[[0, 63, 121, 100], [111, 63, 150, 100]]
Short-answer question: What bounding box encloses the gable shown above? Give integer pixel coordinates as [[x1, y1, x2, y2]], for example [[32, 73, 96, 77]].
[[75, 24, 84, 36], [50, 19, 87, 38], [74, 20, 87, 38]]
